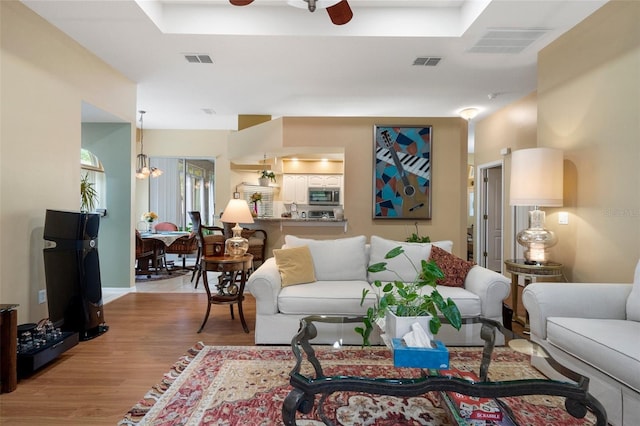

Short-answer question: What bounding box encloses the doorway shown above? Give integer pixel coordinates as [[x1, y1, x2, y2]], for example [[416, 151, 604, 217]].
[[149, 157, 216, 229], [477, 161, 504, 273]]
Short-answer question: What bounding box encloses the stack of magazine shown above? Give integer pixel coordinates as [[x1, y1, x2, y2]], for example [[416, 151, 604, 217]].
[[438, 368, 518, 426]]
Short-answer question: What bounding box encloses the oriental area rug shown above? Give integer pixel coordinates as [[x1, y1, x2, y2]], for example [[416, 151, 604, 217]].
[[118, 343, 596, 426]]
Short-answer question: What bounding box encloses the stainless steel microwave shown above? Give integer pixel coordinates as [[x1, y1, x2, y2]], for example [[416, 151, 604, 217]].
[[308, 188, 340, 205]]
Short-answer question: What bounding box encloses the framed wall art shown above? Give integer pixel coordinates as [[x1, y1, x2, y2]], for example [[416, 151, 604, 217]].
[[373, 125, 432, 219]]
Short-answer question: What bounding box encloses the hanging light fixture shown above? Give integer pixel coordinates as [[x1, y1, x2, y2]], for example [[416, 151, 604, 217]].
[[135, 110, 163, 179], [287, 0, 340, 12]]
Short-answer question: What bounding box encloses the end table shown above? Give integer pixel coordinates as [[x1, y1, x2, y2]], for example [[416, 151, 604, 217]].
[[504, 259, 564, 329], [198, 254, 253, 333]]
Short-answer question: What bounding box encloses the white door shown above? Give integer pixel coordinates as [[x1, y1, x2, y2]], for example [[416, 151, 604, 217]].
[[481, 165, 503, 272]]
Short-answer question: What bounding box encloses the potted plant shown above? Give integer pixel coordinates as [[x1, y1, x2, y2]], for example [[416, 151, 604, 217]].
[[406, 222, 430, 243], [80, 173, 98, 212], [258, 170, 276, 186], [250, 192, 262, 216], [356, 246, 462, 346]]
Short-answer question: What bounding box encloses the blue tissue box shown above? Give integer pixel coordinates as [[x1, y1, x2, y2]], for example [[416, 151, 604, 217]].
[[392, 338, 449, 369]]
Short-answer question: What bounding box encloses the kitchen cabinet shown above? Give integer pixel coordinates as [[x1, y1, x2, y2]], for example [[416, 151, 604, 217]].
[[308, 175, 341, 188], [282, 175, 308, 204]]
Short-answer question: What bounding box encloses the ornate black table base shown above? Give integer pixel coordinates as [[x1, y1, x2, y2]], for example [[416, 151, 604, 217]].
[[282, 316, 607, 426]]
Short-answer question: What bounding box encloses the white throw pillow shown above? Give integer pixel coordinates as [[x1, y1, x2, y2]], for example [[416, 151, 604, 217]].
[[284, 235, 367, 281], [367, 235, 453, 283], [626, 259, 640, 321]]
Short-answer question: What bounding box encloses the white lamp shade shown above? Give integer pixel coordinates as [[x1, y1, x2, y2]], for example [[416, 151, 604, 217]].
[[510, 148, 564, 207], [220, 199, 255, 224]]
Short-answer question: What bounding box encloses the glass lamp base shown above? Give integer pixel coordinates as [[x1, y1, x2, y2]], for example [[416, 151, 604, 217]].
[[517, 209, 558, 264], [225, 236, 248, 257]]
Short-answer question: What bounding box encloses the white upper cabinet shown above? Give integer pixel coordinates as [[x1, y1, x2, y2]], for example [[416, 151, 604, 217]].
[[282, 174, 308, 204], [308, 175, 342, 188]]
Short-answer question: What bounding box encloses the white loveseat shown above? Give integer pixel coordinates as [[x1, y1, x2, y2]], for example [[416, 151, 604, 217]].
[[246, 235, 510, 346], [522, 261, 640, 426]]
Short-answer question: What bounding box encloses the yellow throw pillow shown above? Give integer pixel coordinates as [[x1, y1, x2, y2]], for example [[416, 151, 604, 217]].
[[274, 246, 316, 287]]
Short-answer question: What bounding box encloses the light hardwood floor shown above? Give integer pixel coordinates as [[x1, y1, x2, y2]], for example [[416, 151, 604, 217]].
[[1, 286, 258, 425], [1, 268, 525, 425]]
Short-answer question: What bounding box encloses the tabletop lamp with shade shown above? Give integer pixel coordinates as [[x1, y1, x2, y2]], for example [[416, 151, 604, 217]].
[[220, 199, 254, 257], [509, 147, 564, 265]]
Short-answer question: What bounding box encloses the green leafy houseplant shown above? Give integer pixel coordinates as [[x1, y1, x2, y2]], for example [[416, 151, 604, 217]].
[[80, 173, 98, 212], [406, 222, 430, 243], [356, 246, 462, 346], [258, 170, 276, 183]]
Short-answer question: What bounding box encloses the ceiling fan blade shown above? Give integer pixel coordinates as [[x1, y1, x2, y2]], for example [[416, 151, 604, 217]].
[[230, 0, 254, 6], [326, 0, 352, 25]]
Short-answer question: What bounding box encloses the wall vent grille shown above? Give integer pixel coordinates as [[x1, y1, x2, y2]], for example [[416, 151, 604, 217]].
[[467, 28, 549, 54]]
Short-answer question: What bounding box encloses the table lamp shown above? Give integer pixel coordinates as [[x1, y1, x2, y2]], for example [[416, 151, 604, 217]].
[[220, 199, 254, 257], [509, 147, 563, 265]]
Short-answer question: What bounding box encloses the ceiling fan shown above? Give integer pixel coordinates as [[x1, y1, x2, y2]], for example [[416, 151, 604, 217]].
[[229, 0, 353, 26]]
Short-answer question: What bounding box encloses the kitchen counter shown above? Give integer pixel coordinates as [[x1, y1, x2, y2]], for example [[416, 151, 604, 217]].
[[253, 217, 348, 232]]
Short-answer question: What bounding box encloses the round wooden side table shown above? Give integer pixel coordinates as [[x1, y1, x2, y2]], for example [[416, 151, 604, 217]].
[[504, 259, 564, 329], [199, 254, 253, 333]]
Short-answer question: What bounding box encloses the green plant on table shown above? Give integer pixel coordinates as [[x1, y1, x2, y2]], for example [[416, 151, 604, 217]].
[[355, 246, 462, 346]]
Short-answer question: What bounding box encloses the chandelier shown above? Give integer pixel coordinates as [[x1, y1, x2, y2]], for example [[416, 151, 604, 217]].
[[135, 110, 163, 179]]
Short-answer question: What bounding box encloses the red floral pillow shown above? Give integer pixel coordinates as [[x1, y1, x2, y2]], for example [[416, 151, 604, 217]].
[[429, 246, 475, 287]]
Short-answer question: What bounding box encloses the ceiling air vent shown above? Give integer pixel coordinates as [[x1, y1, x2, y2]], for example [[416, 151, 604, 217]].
[[413, 56, 442, 67], [467, 28, 549, 54], [184, 54, 213, 64]]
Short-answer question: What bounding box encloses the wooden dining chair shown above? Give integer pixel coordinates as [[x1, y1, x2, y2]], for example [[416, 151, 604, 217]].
[[155, 222, 178, 232], [188, 211, 225, 288], [166, 233, 198, 269], [135, 230, 155, 277]]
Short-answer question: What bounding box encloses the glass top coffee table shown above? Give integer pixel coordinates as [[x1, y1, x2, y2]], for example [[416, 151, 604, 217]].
[[282, 315, 606, 426]]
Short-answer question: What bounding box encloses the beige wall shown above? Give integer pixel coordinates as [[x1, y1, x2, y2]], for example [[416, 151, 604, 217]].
[[474, 92, 538, 266], [537, 0, 640, 282], [229, 117, 470, 257], [474, 1, 639, 283], [1, 2, 137, 323]]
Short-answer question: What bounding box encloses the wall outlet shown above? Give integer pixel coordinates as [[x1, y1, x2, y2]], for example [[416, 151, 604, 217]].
[[558, 212, 569, 225], [38, 289, 47, 304]]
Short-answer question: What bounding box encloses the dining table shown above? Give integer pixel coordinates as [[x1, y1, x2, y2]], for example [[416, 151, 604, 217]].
[[139, 231, 190, 247], [139, 231, 191, 274]]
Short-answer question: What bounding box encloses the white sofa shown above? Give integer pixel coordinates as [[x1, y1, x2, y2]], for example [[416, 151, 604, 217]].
[[522, 261, 640, 426], [246, 235, 510, 346]]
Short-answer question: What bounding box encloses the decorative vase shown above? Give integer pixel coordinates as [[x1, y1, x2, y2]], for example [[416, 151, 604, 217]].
[[147, 220, 155, 233], [258, 177, 270, 187]]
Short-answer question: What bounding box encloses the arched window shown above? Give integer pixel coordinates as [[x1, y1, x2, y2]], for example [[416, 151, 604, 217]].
[[81, 148, 106, 211]]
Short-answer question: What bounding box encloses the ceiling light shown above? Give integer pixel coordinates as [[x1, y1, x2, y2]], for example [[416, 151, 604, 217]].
[[287, 0, 341, 12], [135, 111, 163, 179], [459, 108, 479, 120]]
